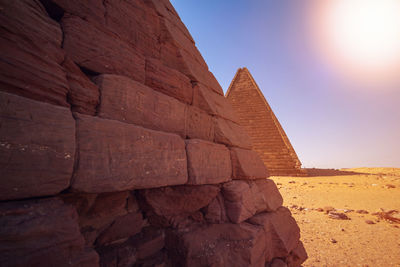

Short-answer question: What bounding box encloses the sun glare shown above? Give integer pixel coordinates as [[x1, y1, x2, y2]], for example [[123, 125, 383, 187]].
[[311, 0, 400, 84]]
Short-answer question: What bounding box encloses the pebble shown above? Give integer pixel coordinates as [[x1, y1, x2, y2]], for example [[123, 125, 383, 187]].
[[331, 238, 337, 243], [365, 220, 375, 224]]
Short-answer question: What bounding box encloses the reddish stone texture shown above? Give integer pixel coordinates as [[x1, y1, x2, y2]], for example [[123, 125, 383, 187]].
[[51, 0, 105, 25], [72, 114, 188, 193], [0, 198, 98, 266], [214, 116, 253, 149], [249, 207, 301, 261], [145, 58, 193, 104], [140, 185, 219, 217], [226, 68, 306, 176], [62, 14, 146, 83], [62, 57, 100, 115], [185, 105, 214, 141], [250, 179, 283, 213], [287, 241, 308, 267], [0, 92, 75, 201], [96, 212, 144, 246], [166, 223, 266, 267], [230, 147, 269, 179], [193, 83, 238, 122], [203, 194, 228, 224], [0, 0, 69, 107], [185, 139, 232, 185], [95, 74, 186, 137]]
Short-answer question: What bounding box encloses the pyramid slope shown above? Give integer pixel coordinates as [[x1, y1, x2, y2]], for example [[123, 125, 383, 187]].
[[226, 68, 306, 176]]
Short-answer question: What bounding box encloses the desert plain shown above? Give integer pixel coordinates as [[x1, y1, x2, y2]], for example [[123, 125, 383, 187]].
[[273, 167, 400, 267]]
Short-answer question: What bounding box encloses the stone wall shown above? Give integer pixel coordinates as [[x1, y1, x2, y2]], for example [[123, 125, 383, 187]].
[[226, 68, 307, 177], [0, 1, 307, 266]]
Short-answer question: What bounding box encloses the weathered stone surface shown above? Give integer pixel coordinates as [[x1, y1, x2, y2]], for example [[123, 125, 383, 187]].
[[249, 208, 301, 261], [140, 185, 219, 217], [193, 84, 237, 122], [0, 92, 75, 201], [214, 117, 253, 149], [222, 180, 256, 223], [287, 241, 307, 267], [185, 105, 214, 141], [222, 179, 282, 223], [95, 74, 186, 137], [185, 139, 231, 185], [72, 114, 187, 193], [130, 227, 165, 260], [226, 68, 306, 176], [145, 58, 193, 104], [104, 0, 160, 58], [230, 147, 269, 179], [51, 0, 105, 25], [250, 179, 283, 213], [0, 0, 69, 106], [0, 198, 98, 266], [204, 194, 228, 224], [96, 212, 144, 246], [166, 222, 266, 267], [62, 57, 100, 115], [270, 258, 288, 267], [62, 14, 145, 83]]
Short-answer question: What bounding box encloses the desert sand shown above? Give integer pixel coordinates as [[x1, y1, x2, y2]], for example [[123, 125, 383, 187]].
[[272, 167, 400, 267]]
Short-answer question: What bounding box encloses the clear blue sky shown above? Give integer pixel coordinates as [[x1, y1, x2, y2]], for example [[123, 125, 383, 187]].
[[171, 0, 400, 168]]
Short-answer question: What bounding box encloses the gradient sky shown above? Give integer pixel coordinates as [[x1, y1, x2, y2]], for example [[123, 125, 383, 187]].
[[171, 0, 400, 169]]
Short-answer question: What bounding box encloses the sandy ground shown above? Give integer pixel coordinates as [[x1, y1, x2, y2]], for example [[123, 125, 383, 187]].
[[272, 167, 400, 267]]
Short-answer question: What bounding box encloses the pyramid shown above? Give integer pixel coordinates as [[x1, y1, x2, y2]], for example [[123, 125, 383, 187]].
[[226, 68, 307, 177], [0, 1, 306, 266]]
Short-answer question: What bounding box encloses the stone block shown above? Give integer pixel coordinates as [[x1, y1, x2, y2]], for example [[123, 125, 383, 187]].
[[203, 194, 228, 224], [185, 105, 214, 141], [0, 198, 98, 266], [248, 207, 301, 261], [140, 185, 219, 217], [62, 57, 100, 115], [185, 139, 231, 185], [287, 241, 308, 267], [0, 92, 75, 201], [62, 14, 145, 83], [166, 222, 266, 267], [145, 58, 193, 104], [72, 114, 187, 193], [193, 84, 237, 122], [95, 74, 186, 137], [250, 179, 283, 213], [96, 212, 144, 246], [214, 117, 252, 149], [0, 0, 69, 106], [222, 180, 256, 223], [230, 147, 268, 179]]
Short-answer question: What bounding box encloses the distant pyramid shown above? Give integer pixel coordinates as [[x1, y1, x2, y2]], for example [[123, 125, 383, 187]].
[[226, 68, 306, 176]]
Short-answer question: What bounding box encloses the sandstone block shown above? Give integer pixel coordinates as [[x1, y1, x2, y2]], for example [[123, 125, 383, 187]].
[[62, 14, 145, 83], [72, 114, 187, 193], [185, 105, 214, 141], [250, 179, 283, 213], [249, 207, 301, 261], [214, 117, 253, 149], [145, 58, 193, 104], [95, 74, 186, 137], [0, 198, 98, 266], [203, 194, 228, 223], [166, 222, 266, 267], [185, 139, 231, 185], [96, 212, 144, 246], [51, 0, 105, 25], [62, 57, 100, 115], [140, 185, 219, 217], [0, 0, 69, 106], [104, 0, 161, 58], [230, 147, 269, 179], [193, 84, 237, 122], [287, 241, 307, 267], [0, 92, 75, 201], [130, 227, 165, 260], [222, 180, 256, 223]]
